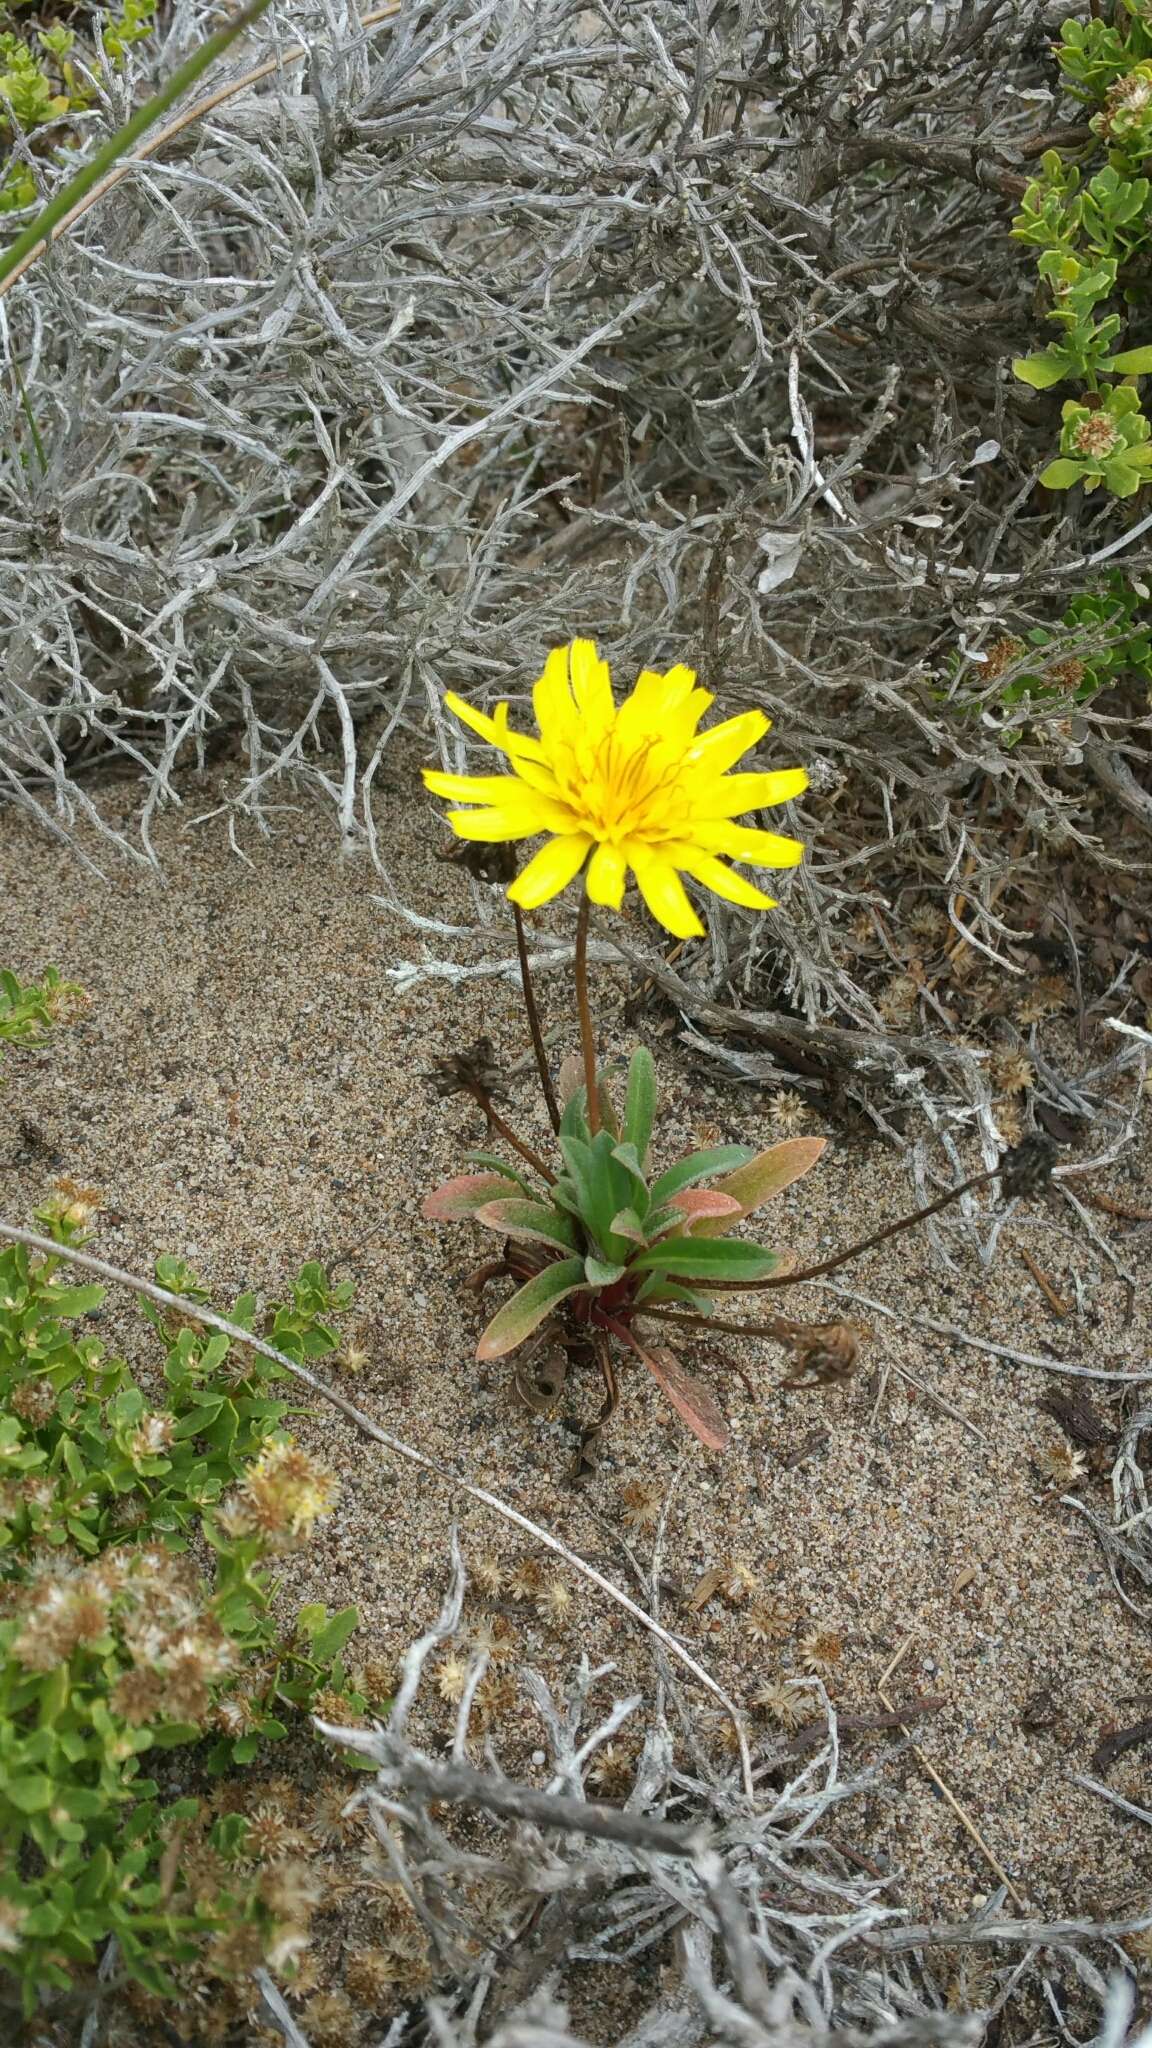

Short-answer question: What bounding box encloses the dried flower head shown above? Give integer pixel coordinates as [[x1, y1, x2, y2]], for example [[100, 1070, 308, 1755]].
[[1072, 411, 1119, 459], [771, 1088, 808, 1133], [246, 1802, 303, 1863], [8, 1376, 57, 1426], [471, 1614, 516, 1663], [300, 1991, 359, 2048], [746, 1596, 794, 1644], [228, 1438, 338, 1547], [991, 1049, 1034, 1097], [423, 639, 807, 939], [723, 1561, 758, 1604], [426, 1036, 505, 1101], [474, 1670, 520, 1727], [782, 1321, 861, 1390], [508, 1556, 544, 1602], [587, 1741, 637, 1798], [535, 1577, 573, 1625], [800, 1628, 844, 1677], [259, 1859, 324, 1923], [998, 1134, 1056, 1199], [753, 1680, 809, 1731], [437, 1654, 470, 1704], [620, 1477, 663, 1530], [981, 634, 1026, 681], [994, 1101, 1024, 1148], [470, 1550, 504, 1598], [1036, 1441, 1087, 1488]]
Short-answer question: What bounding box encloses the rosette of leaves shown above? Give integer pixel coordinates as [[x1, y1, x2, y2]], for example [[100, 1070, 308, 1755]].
[[425, 1047, 824, 1449]]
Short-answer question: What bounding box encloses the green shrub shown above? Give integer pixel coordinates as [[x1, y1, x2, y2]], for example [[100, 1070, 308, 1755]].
[[1012, 2, 1152, 495], [0, 0, 156, 211], [0, 966, 84, 1072], [0, 1196, 365, 2016]]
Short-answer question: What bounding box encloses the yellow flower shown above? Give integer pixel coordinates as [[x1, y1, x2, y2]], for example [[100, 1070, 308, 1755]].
[[423, 639, 807, 938]]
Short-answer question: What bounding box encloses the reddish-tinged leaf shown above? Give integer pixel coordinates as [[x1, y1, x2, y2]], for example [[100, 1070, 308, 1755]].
[[422, 1174, 515, 1221], [476, 1257, 587, 1360], [667, 1188, 744, 1233], [635, 1337, 729, 1451], [473, 1198, 577, 1251], [692, 1138, 826, 1237]]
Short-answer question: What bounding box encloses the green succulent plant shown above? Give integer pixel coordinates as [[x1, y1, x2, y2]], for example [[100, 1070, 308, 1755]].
[[425, 1047, 824, 1451]]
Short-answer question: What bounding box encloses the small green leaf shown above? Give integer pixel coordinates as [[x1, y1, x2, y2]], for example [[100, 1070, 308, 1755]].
[[473, 1198, 578, 1252], [462, 1152, 533, 1194], [1104, 344, 1152, 373], [608, 1207, 647, 1243], [1012, 351, 1069, 389], [308, 1606, 359, 1662], [5, 1774, 53, 1813], [584, 1257, 627, 1287], [476, 1257, 587, 1360], [631, 1237, 784, 1283], [1038, 458, 1084, 489], [648, 1146, 754, 1208], [622, 1045, 657, 1168], [39, 1284, 104, 1318]]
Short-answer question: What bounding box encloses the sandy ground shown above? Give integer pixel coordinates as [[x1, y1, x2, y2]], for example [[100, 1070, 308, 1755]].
[[2, 748, 1151, 1968]]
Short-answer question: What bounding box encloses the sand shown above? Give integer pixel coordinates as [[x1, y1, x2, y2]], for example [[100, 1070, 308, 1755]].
[[2, 746, 1150, 1951]]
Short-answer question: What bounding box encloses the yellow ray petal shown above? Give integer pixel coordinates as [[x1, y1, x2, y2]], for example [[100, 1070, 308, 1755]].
[[677, 851, 779, 911], [585, 840, 627, 909], [447, 798, 576, 841], [631, 855, 704, 938], [532, 645, 580, 740], [693, 767, 809, 818], [687, 709, 770, 775], [507, 833, 592, 908], [698, 823, 806, 867], [569, 639, 615, 734], [444, 692, 544, 761], [424, 770, 535, 804]]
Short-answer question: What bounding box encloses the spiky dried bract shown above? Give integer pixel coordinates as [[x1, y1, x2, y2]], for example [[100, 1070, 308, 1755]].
[[991, 1050, 1034, 1097], [752, 1680, 810, 1731]]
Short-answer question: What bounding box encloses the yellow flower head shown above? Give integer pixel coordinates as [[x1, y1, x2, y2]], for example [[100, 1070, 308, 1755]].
[[424, 640, 808, 939]]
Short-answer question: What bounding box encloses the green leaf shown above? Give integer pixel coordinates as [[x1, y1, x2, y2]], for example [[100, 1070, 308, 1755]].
[[476, 1258, 587, 1360], [462, 1152, 533, 1194], [608, 1206, 647, 1243], [630, 1237, 785, 1283], [584, 1257, 627, 1287], [39, 1284, 104, 1317], [1104, 344, 1152, 373], [648, 1146, 754, 1209], [1012, 351, 1069, 389], [5, 1774, 52, 1813], [1038, 458, 1085, 489], [1103, 456, 1143, 496], [307, 1606, 359, 1662], [473, 1198, 578, 1252], [691, 1137, 827, 1236], [622, 1046, 657, 1169]]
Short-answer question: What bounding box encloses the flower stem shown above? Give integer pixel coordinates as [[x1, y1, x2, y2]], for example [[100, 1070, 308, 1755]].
[[574, 893, 600, 1135], [708, 1165, 997, 1292], [513, 903, 560, 1134], [463, 1085, 555, 1185]]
